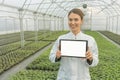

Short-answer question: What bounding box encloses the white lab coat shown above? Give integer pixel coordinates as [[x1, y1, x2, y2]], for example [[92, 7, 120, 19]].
[[49, 31, 99, 80]]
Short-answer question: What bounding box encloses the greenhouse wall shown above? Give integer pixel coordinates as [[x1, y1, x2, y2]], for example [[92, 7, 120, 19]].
[[91, 16, 106, 31], [0, 2, 120, 35], [118, 16, 120, 35], [108, 16, 120, 35], [64, 11, 107, 31]]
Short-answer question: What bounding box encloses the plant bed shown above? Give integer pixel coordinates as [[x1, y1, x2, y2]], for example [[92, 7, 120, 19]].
[[0, 41, 51, 74], [85, 31, 120, 80], [99, 31, 120, 45]]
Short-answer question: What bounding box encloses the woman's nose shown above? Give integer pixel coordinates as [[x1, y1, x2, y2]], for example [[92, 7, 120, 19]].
[[71, 20, 75, 24]]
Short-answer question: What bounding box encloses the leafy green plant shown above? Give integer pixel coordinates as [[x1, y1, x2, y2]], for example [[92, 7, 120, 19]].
[[10, 31, 120, 80], [26, 48, 60, 71], [85, 31, 120, 80]]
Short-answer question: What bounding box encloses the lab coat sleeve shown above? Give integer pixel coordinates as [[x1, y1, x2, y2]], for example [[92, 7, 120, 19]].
[[87, 39, 99, 67], [49, 37, 60, 63]]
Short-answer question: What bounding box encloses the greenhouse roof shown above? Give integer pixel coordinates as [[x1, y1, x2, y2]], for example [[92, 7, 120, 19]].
[[0, 0, 120, 17]]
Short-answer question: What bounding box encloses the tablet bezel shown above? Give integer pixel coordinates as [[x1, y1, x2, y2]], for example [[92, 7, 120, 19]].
[[59, 39, 88, 58]]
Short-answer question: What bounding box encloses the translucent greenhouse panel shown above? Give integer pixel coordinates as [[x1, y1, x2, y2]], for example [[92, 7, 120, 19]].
[[118, 16, 120, 35], [63, 16, 69, 30], [0, 19, 6, 34], [117, 0, 120, 4], [81, 7, 107, 31], [109, 17, 113, 32], [107, 7, 118, 15], [43, 15, 49, 30], [38, 15, 44, 30], [82, 11, 92, 30], [4, 0, 25, 7], [112, 5, 120, 15], [0, 0, 3, 3], [91, 14, 106, 31], [108, 17, 111, 32], [51, 20, 55, 31], [46, 3, 57, 15], [0, 6, 18, 17], [112, 17, 117, 34], [38, 19, 44, 30], [25, 19, 34, 31], [0, 17, 20, 34], [5, 18, 15, 32], [14, 19, 20, 32], [39, 3, 52, 14], [27, 4, 39, 11]]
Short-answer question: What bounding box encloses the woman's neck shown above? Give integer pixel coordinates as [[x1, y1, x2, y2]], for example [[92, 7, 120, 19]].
[[72, 30, 80, 36]]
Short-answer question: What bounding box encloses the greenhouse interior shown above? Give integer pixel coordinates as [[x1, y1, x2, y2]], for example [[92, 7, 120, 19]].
[[0, 0, 120, 80]]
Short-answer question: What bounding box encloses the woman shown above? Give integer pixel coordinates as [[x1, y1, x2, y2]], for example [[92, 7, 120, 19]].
[[49, 8, 99, 80]]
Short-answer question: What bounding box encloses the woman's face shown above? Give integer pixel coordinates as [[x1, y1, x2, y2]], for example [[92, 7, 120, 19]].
[[68, 12, 83, 33]]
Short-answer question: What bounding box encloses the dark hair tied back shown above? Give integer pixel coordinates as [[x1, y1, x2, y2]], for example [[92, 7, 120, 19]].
[[68, 8, 84, 20]]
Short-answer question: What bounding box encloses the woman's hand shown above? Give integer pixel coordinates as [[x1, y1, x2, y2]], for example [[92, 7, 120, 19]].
[[56, 50, 61, 59], [86, 49, 93, 61]]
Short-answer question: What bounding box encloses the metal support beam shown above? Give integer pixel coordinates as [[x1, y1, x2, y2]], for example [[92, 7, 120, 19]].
[[5, 18, 8, 34], [112, 16, 114, 32], [54, 16, 56, 31], [106, 16, 108, 31], [90, 8, 92, 30], [33, 12, 38, 42], [1, 0, 5, 4], [49, 15, 52, 31], [42, 14, 45, 30], [97, 0, 119, 16], [19, 9, 24, 48], [109, 16, 111, 31], [43, 14, 46, 38], [13, 18, 16, 33], [25, 19, 28, 31], [62, 18, 64, 31], [116, 16, 119, 34], [58, 17, 60, 31]]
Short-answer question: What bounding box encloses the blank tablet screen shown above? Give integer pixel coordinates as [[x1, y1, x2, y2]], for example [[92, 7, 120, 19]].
[[60, 39, 88, 57]]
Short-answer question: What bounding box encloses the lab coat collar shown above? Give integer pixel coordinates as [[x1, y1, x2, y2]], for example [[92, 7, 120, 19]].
[[70, 31, 83, 39]]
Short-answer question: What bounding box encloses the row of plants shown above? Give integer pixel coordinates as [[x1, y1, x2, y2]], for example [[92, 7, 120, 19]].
[[0, 31, 67, 56], [99, 31, 120, 45], [0, 31, 67, 46], [10, 70, 57, 80], [26, 31, 52, 41], [9, 31, 68, 80], [26, 48, 60, 71], [0, 41, 32, 56], [42, 31, 68, 41], [10, 47, 59, 80], [0, 32, 20, 40], [85, 31, 120, 80], [10, 31, 120, 80], [0, 31, 67, 75], [0, 41, 51, 74], [26, 31, 68, 41], [0, 31, 35, 39], [0, 31, 35, 46]]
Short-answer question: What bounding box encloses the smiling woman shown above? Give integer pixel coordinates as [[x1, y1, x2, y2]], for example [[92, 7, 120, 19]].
[[68, 8, 84, 35], [49, 8, 99, 80]]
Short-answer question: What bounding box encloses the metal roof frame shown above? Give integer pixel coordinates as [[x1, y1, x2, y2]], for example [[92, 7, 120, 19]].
[[0, 0, 120, 17]]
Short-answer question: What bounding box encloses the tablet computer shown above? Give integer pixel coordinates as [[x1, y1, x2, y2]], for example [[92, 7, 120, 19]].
[[60, 39, 88, 58]]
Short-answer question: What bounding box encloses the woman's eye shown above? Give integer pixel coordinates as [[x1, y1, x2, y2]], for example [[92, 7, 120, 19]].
[[69, 19, 72, 21], [74, 18, 78, 21]]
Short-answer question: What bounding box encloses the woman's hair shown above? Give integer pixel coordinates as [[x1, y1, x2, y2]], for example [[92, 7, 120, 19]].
[[68, 8, 84, 20]]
